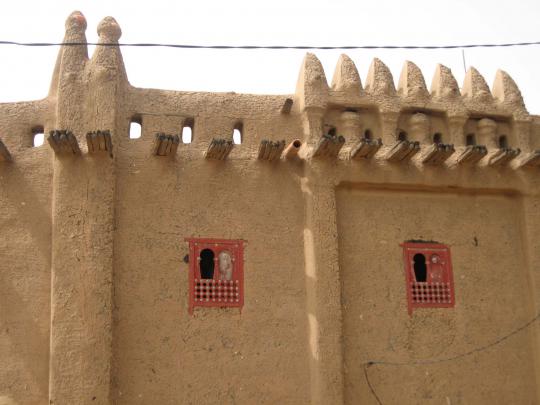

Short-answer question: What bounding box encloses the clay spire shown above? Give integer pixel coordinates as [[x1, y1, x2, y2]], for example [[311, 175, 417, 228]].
[[462, 67, 492, 101], [397, 61, 429, 99], [364, 58, 396, 96], [331, 54, 362, 96], [294, 53, 329, 110], [492, 69, 526, 110], [430, 64, 460, 99], [49, 11, 88, 96], [88, 16, 128, 82]]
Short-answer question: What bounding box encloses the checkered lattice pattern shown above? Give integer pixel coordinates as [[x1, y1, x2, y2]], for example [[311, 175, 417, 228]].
[[410, 282, 452, 304], [194, 279, 241, 303]]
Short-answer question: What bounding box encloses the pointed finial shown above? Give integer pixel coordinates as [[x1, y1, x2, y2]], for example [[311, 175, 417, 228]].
[[331, 54, 362, 96], [63, 11, 88, 59], [397, 61, 428, 99], [365, 58, 396, 96], [49, 11, 88, 96], [462, 67, 492, 101], [97, 16, 122, 43], [295, 53, 329, 110], [430, 64, 460, 99], [89, 16, 127, 81], [66, 10, 87, 33], [492, 69, 526, 110]]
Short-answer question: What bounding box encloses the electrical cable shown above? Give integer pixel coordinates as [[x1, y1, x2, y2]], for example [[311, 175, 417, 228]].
[[0, 40, 539, 50], [363, 310, 540, 404]]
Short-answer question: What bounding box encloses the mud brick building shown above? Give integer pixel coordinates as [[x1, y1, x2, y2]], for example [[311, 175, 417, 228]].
[[1, 11, 539, 405]]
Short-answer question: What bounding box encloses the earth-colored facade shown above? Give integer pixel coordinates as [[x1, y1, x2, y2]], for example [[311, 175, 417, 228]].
[[0, 11, 539, 405]]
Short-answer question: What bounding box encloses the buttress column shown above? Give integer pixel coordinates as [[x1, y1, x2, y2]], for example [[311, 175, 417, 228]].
[[48, 13, 126, 405]]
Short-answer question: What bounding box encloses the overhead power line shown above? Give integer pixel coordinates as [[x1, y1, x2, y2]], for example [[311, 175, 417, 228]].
[[0, 40, 539, 50]]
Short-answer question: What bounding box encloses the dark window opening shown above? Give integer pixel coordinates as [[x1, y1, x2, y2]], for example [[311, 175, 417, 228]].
[[364, 129, 373, 140], [413, 253, 427, 282], [182, 118, 194, 144], [32, 125, 45, 147], [433, 133, 442, 144], [199, 249, 215, 279], [498, 135, 508, 149], [398, 131, 408, 141], [466, 133, 476, 146], [233, 122, 243, 144], [327, 127, 337, 136]]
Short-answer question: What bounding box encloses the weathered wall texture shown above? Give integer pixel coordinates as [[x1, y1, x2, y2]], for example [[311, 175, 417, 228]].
[[0, 11, 539, 405], [338, 189, 537, 404]]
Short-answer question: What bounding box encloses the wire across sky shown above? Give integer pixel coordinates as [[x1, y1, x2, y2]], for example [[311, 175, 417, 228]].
[[0, 40, 539, 50]]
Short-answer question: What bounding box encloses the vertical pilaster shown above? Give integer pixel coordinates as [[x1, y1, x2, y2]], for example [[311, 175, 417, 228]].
[[448, 115, 468, 146], [514, 118, 532, 151], [340, 111, 362, 140], [302, 107, 326, 145], [302, 173, 344, 404], [380, 111, 400, 145], [48, 13, 126, 405]]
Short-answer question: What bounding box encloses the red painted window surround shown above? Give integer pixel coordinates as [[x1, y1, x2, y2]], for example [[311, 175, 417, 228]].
[[185, 238, 245, 314], [401, 242, 455, 315]]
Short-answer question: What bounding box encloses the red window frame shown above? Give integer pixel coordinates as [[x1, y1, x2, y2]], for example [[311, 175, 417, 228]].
[[185, 237, 245, 314], [401, 242, 455, 315]]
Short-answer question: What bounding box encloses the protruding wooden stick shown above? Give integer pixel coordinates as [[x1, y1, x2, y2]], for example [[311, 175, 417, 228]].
[[350, 138, 382, 160], [206, 138, 234, 160], [258, 140, 286, 161], [516, 150, 540, 169], [153, 133, 180, 157], [0, 139, 11, 162], [312, 133, 345, 158], [419, 143, 455, 165], [47, 130, 81, 155], [487, 148, 521, 166], [456, 145, 487, 165], [170, 135, 180, 156], [86, 130, 113, 157], [384, 140, 420, 162]]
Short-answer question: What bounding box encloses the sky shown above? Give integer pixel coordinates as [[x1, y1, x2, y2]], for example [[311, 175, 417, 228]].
[[0, 0, 539, 114]]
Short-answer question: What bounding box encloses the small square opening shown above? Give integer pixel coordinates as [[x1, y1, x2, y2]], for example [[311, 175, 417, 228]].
[[129, 116, 142, 139], [32, 126, 45, 147]]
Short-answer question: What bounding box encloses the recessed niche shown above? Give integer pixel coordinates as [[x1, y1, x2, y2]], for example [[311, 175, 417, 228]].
[[466, 134, 476, 146], [397, 131, 408, 141]]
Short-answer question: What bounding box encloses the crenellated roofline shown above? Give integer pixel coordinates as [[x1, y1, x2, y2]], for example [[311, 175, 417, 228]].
[[0, 11, 538, 172]]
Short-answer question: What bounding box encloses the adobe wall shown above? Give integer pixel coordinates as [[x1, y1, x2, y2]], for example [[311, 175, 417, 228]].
[[338, 189, 536, 404], [0, 11, 539, 405]]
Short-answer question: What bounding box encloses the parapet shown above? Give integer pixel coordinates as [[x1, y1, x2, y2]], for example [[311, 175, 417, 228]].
[[0, 11, 538, 176]]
